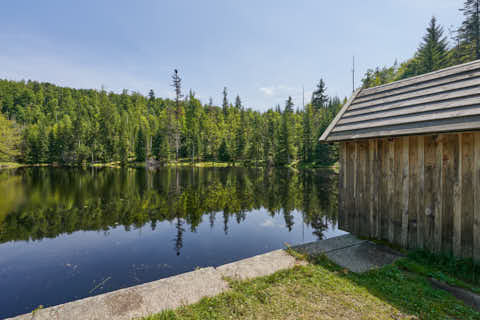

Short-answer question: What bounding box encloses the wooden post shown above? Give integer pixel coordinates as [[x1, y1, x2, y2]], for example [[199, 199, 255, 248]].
[[408, 136, 418, 249], [338, 143, 346, 230], [369, 139, 379, 238], [401, 136, 410, 247], [353, 142, 359, 234], [461, 133, 474, 258], [453, 134, 463, 257], [387, 138, 395, 243], [474, 132, 480, 262], [424, 135, 436, 252], [417, 136, 425, 249], [433, 134, 444, 253]]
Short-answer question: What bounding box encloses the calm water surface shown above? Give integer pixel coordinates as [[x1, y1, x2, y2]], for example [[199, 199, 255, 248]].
[[0, 167, 344, 318]]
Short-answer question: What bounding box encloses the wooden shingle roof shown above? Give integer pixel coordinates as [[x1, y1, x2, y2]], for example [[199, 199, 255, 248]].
[[320, 60, 480, 142]]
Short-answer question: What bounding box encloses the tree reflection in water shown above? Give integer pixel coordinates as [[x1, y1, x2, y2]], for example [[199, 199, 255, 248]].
[[0, 167, 338, 255]]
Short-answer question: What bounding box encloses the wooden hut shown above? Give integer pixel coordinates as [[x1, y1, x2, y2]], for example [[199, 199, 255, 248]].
[[320, 60, 480, 260]]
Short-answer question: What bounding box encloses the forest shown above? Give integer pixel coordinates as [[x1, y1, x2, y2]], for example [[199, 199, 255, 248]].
[[362, 1, 480, 88], [1, 1, 479, 167], [0, 73, 340, 167]]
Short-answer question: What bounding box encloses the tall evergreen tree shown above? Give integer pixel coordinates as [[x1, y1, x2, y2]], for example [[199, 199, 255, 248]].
[[171, 69, 183, 161], [135, 127, 147, 162], [37, 127, 49, 163], [311, 79, 328, 111], [47, 130, 58, 163], [263, 111, 275, 167], [276, 98, 295, 166], [222, 87, 229, 116], [302, 104, 313, 162], [233, 109, 246, 164], [119, 117, 130, 165], [234, 95, 242, 110], [460, 0, 480, 60], [416, 16, 449, 74], [218, 138, 230, 162], [185, 90, 201, 163]]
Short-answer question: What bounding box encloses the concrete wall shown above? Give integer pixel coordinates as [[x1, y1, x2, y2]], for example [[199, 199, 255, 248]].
[[338, 132, 480, 261]]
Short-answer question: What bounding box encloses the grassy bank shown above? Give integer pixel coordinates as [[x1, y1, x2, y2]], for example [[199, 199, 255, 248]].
[[144, 252, 480, 320], [0, 162, 24, 169], [0, 159, 339, 170]]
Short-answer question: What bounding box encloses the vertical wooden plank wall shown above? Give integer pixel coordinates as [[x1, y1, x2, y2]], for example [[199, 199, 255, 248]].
[[338, 132, 480, 261], [474, 132, 480, 262]]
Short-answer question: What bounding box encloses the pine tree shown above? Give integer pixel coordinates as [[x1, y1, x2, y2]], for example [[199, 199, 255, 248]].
[[152, 130, 162, 159], [234, 95, 242, 110], [119, 128, 130, 166], [48, 129, 58, 163], [276, 98, 295, 166], [460, 0, 480, 60], [222, 87, 229, 116], [147, 89, 155, 112], [37, 127, 49, 163], [185, 91, 200, 163], [311, 79, 328, 111], [302, 104, 313, 162], [234, 109, 246, 164], [284, 96, 294, 113], [218, 138, 230, 162], [416, 17, 449, 74], [171, 69, 183, 161], [264, 112, 275, 167], [135, 127, 147, 162]]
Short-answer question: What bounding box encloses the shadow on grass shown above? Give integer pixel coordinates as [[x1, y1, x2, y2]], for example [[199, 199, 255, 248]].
[[308, 252, 480, 320]]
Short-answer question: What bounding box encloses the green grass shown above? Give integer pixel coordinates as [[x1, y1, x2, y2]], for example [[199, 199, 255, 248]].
[[0, 162, 24, 169], [142, 253, 480, 320], [398, 250, 480, 294]]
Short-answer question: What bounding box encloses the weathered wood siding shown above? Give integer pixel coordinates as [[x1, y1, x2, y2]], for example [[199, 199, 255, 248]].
[[339, 132, 480, 260]]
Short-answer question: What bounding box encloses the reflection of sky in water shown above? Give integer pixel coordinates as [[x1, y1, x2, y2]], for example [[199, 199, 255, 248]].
[[0, 208, 346, 318], [0, 167, 345, 318]]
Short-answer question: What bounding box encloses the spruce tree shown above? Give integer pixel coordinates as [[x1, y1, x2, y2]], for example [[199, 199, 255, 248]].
[[171, 69, 183, 161], [311, 79, 328, 111], [234, 95, 242, 110], [264, 112, 275, 167], [152, 130, 162, 159], [47, 130, 58, 163], [234, 109, 246, 164], [276, 98, 294, 166], [37, 127, 49, 163], [302, 104, 313, 162], [460, 0, 480, 60], [222, 87, 229, 116], [218, 138, 230, 162], [416, 17, 449, 74], [135, 127, 147, 162]]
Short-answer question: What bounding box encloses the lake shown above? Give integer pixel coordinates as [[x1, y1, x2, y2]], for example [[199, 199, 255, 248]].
[[0, 167, 344, 318]]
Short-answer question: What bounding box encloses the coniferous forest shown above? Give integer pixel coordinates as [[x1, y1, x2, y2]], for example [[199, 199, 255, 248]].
[[1, 1, 479, 167], [0, 72, 341, 166], [362, 1, 480, 88]]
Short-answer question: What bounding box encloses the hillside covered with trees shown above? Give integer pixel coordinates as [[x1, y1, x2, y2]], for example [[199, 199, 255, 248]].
[[362, 1, 480, 88], [0, 74, 341, 167]]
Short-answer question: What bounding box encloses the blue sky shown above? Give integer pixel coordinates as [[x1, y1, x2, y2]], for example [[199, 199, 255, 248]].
[[0, 0, 463, 111]]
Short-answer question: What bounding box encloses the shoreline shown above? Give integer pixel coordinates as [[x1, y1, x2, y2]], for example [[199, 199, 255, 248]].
[[0, 161, 338, 170]]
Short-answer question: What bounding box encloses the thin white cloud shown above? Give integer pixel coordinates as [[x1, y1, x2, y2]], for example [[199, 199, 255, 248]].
[[260, 219, 276, 228], [259, 86, 275, 96]]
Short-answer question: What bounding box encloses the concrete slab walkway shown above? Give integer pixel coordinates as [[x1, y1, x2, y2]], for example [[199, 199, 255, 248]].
[[9, 235, 401, 320], [293, 234, 403, 273]]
